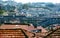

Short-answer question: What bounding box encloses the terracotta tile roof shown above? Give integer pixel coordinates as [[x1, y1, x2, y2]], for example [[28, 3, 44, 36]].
[[0, 23, 48, 38], [0, 23, 35, 38], [22, 29, 35, 38], [0, 29, 34, 38], [44, 28, 60, 38], [0, 29, 27, 38], [0, 24, 29, 30], [0, 23, 35, 31], [1, 23, 47, 32]]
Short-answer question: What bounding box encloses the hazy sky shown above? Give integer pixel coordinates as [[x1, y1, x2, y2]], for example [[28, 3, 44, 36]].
[[3, 0, 60, 3], [14, 0, 60, 3]]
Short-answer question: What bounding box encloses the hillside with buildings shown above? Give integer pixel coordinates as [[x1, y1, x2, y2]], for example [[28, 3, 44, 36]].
[[0, 0, 60, 38]]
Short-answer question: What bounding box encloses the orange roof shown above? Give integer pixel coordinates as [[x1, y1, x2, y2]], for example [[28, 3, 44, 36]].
[[0, 23, 48, 33], [0, 23, 35, 31], [0, 28, 35, 38], [0, 29, 26, 38], [0, 24, 28, 31], [44, 28, 60, 38]]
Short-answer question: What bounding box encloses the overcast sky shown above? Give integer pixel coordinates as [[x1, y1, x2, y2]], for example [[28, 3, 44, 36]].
[[3, 0, 60, 3]]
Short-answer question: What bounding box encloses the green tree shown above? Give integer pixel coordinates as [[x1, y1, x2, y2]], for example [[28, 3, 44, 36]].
[[0, 10, 4, 15], [22, 4, 29, 10]]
